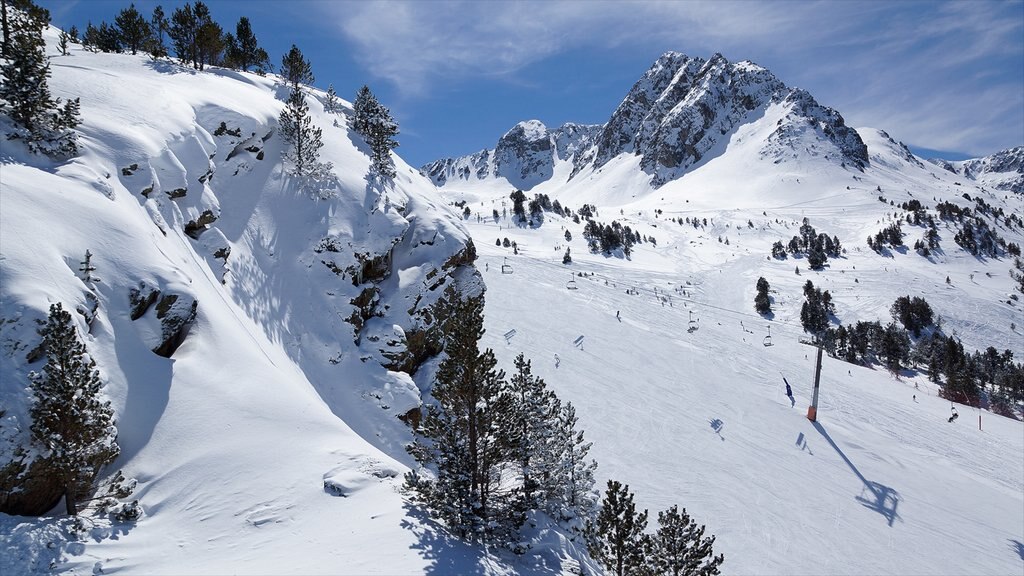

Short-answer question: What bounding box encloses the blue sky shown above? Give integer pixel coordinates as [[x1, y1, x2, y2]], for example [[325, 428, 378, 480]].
[[44, 0, 1023, 168]]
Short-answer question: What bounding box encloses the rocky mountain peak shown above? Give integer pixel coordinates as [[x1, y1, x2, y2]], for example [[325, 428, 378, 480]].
[[425, 50, 869, 190]]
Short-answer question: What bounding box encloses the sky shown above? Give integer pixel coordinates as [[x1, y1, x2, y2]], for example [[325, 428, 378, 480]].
[[43, 0, 1024, 168]]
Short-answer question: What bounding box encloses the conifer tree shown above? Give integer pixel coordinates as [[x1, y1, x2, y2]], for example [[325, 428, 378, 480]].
[[754, 276, 771, 315], [406, 285, 519, 542], [147, 5, 168, 59], [168, 2, 197, 67], [649, 505, 724, 576], [0, 1, 79, 156], [223, 16, 268, 74], [551, 400, 597, 523], [280, 43, 313, 88], [29, 303, 119, 516], [192, 2, 222, 70], [57, 27, 69, 55], [323, 83, 338, 113], [278, 82, 324, 178], [588, 480, 650, 576], [508, 353, 560, 510], [114, 3, 150, 55], [351, 85, 399, 178]]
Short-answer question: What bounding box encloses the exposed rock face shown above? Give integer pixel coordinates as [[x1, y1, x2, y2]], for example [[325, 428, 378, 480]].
[[421, 122, 600, 190], [933, 147, 1024, 193], [425, 51, 869, 190], [152, 295, 198, 358]]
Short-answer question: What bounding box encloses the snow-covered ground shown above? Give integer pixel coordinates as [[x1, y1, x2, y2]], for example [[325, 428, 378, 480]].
[[437, 123, 1024, 574], [2, 25, 1022, 576]]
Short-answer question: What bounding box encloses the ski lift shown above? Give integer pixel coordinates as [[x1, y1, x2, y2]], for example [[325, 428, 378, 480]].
[[687, 310, 699, 333], [566, 275, 578, 290], [763, 325, 773, 347], [501, 257, 513, 274]]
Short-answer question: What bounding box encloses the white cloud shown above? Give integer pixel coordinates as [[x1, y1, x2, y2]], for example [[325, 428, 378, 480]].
[[316, 0, 1023, 156]]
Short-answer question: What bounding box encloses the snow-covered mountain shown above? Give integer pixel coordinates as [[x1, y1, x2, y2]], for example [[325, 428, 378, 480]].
[[424, 51, 868, 190], [3, 31, 1023, 576], [3, 27, 587, 575], [930, 146, 1024, 193]]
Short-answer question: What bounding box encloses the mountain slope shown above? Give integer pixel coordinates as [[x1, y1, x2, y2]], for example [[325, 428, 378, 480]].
[[433, 124, 1024, 573], [0, 31, 589, 575]]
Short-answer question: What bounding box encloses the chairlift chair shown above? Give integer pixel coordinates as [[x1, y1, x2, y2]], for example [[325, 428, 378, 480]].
[[688, 310, 699, 333], [763, 325, 773, 347], [566, 275, 578, 290], [501, 257, 513, 274]]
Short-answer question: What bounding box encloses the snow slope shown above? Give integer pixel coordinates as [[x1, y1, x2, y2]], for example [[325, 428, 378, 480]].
[[437, 115, 1024, 574], [1, 31, 590, 575]]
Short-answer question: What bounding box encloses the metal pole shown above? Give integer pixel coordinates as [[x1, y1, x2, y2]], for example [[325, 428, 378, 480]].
[[807, 346, 823, 421]]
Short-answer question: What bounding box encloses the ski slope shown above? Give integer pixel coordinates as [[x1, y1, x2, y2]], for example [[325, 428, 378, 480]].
[[439, 138, 1024, 574]]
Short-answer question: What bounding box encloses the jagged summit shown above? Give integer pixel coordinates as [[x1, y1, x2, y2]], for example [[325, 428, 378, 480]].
[[930, 146, 1024, 193], [424, 51, 867, 191]]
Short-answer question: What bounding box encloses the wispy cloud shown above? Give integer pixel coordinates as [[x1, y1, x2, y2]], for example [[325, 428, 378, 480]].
[[315, 0, 1023, 156]]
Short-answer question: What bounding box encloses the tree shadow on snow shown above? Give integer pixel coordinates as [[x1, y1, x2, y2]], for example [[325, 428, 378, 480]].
[[812, 421, 901, 527], [400, 502, 490, 575]]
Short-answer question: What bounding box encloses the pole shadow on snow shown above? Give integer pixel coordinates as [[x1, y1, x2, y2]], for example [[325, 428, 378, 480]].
[[1010, 539, 1024, 562], [811, 421, 901, 527]]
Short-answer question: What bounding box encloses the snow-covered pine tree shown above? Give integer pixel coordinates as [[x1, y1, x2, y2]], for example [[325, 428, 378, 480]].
[[324, 83, 338, 113], [552, 400, 597, 524], [79, 249, 96, 282], [114, 3, 150, 56], [280, 43, 313, 88], [405, 285, 520, 543], [648, 504, 724, 576], [0, 1, 80, 156], [278, 83, 324, 178], [29, 303, 119, 516], [351, 85, 399, 178], [223, 16, 269, 74], [587, 479, 649, 576], [508, 353, 560, 510], [351, 85, 373, 134]]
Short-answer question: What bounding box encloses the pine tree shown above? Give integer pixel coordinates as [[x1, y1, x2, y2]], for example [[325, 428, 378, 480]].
[[147, 5, 168, 59], [223, 16, 268, 74], [508, 353, 560, 510], [168, 2, 197, 67], [114, 3, 150, 55], [280, 43, 313, 88], [278, 83, 324, 178], [351, 85, 399, 178], [323, 83, 339, 113], [79, 249, 96, 282], [0, 2, 79, 156], [588, 479, 649, 576], [649, 505, 724, 576], [551, 400, 597, 523], [192, 2, 222, 70], [57, 27, 69, 55], [405, 285, 519, 543], [29, 303, 119, 516], [754, 276, 771, 315]]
